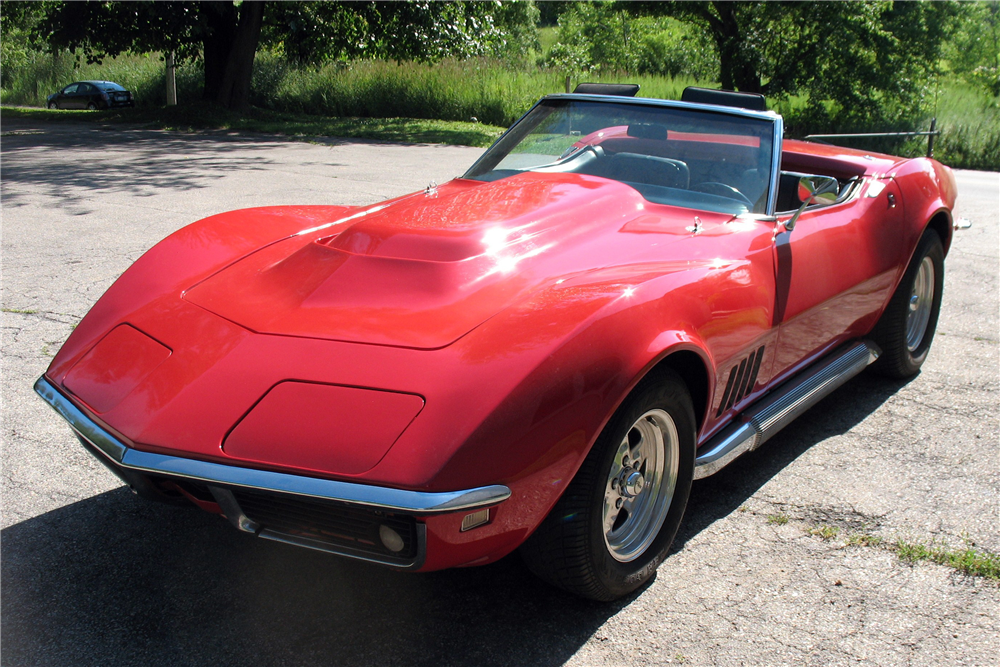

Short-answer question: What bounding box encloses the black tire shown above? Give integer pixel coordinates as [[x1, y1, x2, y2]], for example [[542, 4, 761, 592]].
[[48, 101, 57, 109], [520, 369, 695, 601], [87, 102, 97, 110], [871, 228, 944, 378]]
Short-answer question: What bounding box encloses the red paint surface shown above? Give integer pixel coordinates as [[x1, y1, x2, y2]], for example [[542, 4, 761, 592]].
[[224, 382, 424, 475], [63, 324, 171, 413], [44, 135, 955, 571]]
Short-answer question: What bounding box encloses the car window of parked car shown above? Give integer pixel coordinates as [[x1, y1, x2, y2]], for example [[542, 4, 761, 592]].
[[62, 84, 79, 94], [465, 99, 776, 216], [100, 83, 126, 92]]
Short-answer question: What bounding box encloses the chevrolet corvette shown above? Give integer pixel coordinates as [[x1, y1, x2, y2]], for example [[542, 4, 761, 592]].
[[36, 85, 956, 600]]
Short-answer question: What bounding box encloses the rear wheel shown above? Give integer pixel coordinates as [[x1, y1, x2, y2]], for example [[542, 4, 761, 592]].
[[520, 370, 695, 600], [871, 228, 944, 378]]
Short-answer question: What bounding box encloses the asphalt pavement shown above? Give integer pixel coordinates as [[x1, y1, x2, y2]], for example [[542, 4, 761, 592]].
[[2, 118, 997, 667]]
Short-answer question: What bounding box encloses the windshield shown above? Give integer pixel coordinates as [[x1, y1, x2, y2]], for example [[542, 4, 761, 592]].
[[99, 83, 126, 92], [465, 99, 777, 215]]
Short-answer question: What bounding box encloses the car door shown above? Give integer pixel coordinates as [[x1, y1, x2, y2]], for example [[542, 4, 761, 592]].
[[78, 83, 98, 108], [57, 84, 79, 108], [770, 177, 906, 378]]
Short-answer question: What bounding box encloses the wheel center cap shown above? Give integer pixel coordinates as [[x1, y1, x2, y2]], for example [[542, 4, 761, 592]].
[[622, 470, 645, 497], [909, 294, 919, 311]]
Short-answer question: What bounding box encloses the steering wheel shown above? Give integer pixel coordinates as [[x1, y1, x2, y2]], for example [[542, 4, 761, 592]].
[[692, 182, 753, 207]]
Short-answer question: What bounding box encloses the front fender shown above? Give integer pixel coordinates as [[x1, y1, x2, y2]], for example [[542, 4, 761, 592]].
[[47, 205, 358, 381]]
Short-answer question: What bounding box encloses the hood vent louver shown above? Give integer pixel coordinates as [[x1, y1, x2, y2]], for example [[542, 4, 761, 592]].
[[716, 345, 766, 417]]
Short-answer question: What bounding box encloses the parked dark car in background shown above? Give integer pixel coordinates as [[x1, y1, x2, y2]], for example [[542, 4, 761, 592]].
[[47, 81, 134, 110]]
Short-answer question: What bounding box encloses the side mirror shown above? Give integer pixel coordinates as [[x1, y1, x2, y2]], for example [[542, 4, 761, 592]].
[[784, 174, 840, 231]]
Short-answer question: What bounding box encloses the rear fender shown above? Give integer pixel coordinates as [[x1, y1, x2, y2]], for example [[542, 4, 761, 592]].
[[892, 158, 956, 255]]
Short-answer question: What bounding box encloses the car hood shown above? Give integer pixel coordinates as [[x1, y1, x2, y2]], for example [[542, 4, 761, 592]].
[[184, 173, 712, 349]]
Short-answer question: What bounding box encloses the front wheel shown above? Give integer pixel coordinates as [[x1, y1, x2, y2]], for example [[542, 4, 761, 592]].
[[871, 228, 944, 378], [48, 101, 57, 109], [520, 370, 695, 600], [87, 102, 97, 110]]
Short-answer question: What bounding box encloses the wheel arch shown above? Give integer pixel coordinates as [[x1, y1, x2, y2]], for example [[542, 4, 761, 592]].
[[925, 209, 953, 256], [643, 348, 711, 437]]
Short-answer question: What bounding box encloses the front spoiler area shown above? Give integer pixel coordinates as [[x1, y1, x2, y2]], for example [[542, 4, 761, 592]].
[[35, 376, 512, 568]]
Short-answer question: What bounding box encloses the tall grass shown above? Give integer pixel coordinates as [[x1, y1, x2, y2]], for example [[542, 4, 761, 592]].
[[3, 49, 997, 169], [1, 51, 202, 107], [250, 52, 700, 127], [930, 84, 1000, 171]]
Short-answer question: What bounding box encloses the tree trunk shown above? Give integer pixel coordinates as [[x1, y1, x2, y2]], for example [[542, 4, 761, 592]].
[[201, 3, 238, 102], [710, 2, 762, 93], [214, 2, 265, 111], [200, 1, 264, 110]]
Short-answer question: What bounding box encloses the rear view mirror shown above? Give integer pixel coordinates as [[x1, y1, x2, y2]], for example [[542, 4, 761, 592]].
[[798, 175, 840, 206], [785, 174, 840, 231]]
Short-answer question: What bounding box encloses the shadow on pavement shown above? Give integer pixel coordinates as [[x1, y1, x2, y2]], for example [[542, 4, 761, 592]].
[[1, 489, 620, 667], [679, 372, 910, 546], [1, 373, 907, 667], [1, 125, 307, 211]]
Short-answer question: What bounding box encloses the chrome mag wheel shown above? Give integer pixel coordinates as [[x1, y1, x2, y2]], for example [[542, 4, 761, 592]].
[[602, 409, 679, 562], [906, 256, 935, 352]]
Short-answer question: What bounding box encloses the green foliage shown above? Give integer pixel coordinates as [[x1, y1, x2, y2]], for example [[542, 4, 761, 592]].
[[248, 52, 698, 127], [0, 51, 201, 108], [634, 20, 717, 81], [263, 1, 539, 64], [36, 1, 204, 62], [942, 1, 1000, 96], [0, 2, 47, 79], [3, 1, 998, 169], [629, 1, 958, 129], [545, 2, 715, 79], [17, 1, 539, 109], [931, 83, 1000, 171]]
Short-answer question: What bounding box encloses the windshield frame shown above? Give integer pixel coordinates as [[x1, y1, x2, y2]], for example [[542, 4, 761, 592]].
[[464, 93, 784, 217]]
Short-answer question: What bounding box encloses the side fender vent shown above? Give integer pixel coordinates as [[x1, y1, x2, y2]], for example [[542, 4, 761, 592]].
[[716, 345, 766, 417]]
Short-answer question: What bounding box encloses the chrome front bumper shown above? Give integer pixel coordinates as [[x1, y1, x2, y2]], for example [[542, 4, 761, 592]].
[[35, 376, 512, 567]]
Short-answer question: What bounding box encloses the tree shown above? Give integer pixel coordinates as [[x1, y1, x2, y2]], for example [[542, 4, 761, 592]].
[[39, 1, 261, 110], [545, 2, 716, 80], [32, 1, 539, 111], [627, 1, 957, 126], [943, 0, 1000, 96], [263, 1, 538, 64]]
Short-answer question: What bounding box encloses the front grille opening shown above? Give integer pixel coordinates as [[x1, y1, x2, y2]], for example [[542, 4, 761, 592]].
[[232, 490, 418, 560], [152, 477, 222, 512]]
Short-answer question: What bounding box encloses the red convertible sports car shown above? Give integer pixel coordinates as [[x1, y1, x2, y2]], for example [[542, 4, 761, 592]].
[[37, 86, 956, 600]]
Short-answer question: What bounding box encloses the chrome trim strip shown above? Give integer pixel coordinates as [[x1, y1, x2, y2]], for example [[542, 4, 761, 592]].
[[752, 341, 877, 446], [35, 376, 129, 463], [34, 376, 512, 514], [766, 115, 784, 216], [543, 93, 780, 121], [691, 422, 759, 480], [694, 340, 880, 479]]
